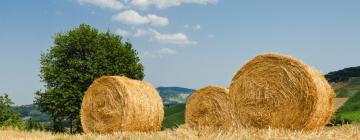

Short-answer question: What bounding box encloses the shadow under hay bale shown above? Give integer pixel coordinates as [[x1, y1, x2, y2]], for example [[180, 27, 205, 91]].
[[326, 115, 352, 127], [229, 53, 335, 131], [185, 86, 233, 130], [80, 76, 164, 134]]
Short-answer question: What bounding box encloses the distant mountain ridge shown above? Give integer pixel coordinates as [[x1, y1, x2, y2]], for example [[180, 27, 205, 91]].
[[13, 104, 50, 122], [157, 87, 195, 97], [326, 66, 360, 83], [156, 87, 195, 107]]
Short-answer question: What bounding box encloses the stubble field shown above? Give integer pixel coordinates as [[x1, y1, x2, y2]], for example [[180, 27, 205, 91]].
[[1, 125, 360, 140]]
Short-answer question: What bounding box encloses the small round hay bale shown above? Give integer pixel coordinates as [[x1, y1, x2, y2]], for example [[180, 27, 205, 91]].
[[80, 76, 164, 134], [229, 53, 334, 130], [185, 86, 233, 129]]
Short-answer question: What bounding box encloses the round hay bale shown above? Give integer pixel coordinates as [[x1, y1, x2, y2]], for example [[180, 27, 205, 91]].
[[80, 76, 164, 134], [229, 53, 335, 130], [185, 86, 233, 129]]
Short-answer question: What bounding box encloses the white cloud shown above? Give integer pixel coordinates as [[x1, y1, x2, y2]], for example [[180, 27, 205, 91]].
[[112, 10, 169, 26], [157, 48, 177, 55], [147, 14, 169, 26], [131, 0, 218, 9], [141, 48, 177, 58], [78, 0, 124, 10], [194, 24, 201, 30], [150, 29, 197, 45], [133, 28, 152, 37], [133, 28, 197, 45], [115, 28, 131, 36], [184, 24, 201, 30], [113, 10, 148, 25]]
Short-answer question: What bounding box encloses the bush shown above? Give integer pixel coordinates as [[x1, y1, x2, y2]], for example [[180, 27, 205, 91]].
[[25, 118, 44, 131], [327, 115, 352, 126], [0, 94, 24, 129]]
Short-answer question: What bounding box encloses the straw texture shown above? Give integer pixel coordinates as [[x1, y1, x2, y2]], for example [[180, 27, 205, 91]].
[[229, 53, 335, 130], [80, 76, 164, 134], [185, 86, 233, 129]]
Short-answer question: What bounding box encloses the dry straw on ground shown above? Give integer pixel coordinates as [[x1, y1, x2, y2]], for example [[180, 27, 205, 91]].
[[2, 125, 360, 140], [80, 76, 164, 134], [229, 53, 335, 130], [185, 86, 233, 129]]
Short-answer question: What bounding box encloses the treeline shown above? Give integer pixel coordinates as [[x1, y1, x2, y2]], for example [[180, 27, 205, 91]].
[[13, 104, 50, 123], [325, 66, 360, 83], [0, 94, 44, 131]]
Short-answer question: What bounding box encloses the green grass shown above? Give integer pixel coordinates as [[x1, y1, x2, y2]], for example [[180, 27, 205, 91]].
[[162, 104, 185, 129], [336, 88, 351, 97], [337, 111, 360, 122], [337, 91, 360, 113], [336, 88, 360, 122], [347, 78, 360, 88], [336, 77, 360, 97], [165, 104, 185, 116]]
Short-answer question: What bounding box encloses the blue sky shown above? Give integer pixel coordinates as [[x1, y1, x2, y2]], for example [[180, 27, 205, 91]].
[[1, 0, 360, 105]]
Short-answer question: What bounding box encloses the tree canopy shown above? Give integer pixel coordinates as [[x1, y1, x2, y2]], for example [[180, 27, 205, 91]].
[[34, 24, 144, 133], [0, 94, 22, 127], [326, 66, 360, 82]]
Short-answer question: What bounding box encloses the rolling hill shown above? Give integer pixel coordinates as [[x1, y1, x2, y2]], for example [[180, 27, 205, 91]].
[[157, 87, 195, 108], [336, 91, 360, 122], [157, 87, 195, 97], [335, 78, 360, 122], [13, 104, 50, 122], [157, 87, 195, 128], [162, 104, 186, 129], [334, 77, 360, 98], [326, 66, 360, 83], [325, 66, 360, 122]]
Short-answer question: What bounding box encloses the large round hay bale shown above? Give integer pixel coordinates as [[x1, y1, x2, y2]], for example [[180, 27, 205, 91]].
[[229, 53, 334, 130], [80, 76, 164, 134], [185, 86, 233, 129]]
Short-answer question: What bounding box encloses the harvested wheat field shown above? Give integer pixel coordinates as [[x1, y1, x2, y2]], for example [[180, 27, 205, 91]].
[[230, 53, 335, 131], [81, 76, 164, 134], [185, 86, 233, 129], [335, 98, 349, 110], [1, 125, 360, 140]]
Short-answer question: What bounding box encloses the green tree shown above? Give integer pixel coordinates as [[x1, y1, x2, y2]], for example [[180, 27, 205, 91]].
[[25, 118, 44, 131], [35, 24, 144, 133], [0, 94, 23, 128]]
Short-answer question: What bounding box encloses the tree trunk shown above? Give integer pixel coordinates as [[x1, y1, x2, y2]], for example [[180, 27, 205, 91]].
[[52, 117, 56, 132], [70, 119, 73, 134]]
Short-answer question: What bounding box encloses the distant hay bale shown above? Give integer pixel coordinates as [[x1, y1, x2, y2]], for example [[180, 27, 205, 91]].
[[229, 53, 335, 130], [185, 86, 233, 129], [80, 76, 164, 134]]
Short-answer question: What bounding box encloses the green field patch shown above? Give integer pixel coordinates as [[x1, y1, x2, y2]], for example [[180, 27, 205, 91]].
[[336, 90, 360, 122], [347, 78, 360, 88], [337, 111, 360, 122], [336, 77, 360, 97], [165, 104, 185, 116], [336, 88, 351, 97], [338, 91, 360, 112], [162, 104, 186, 129], [162, 111, 185, 129]]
